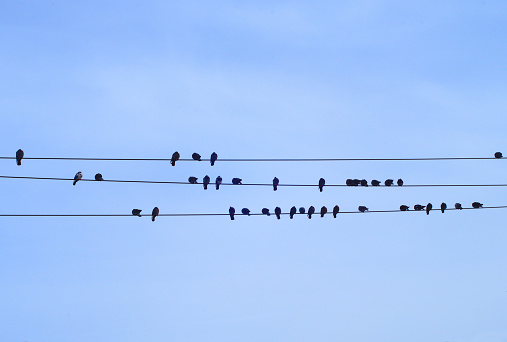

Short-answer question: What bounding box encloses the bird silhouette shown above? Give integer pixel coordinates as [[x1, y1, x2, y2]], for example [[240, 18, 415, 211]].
[[472, 202, 483, 208], [152, 207, 159, 221], [192, 153, 202, 161], [385, 179, 394, 186], [299, 207, 305, 214], [261, 208, 270, 216], [441, 202, 447, 213], [332, 205, 339, 218], [320, 206, 327, 217], [170, 152, 180, 166], [397, 179, 403, 186], [215, 176, 222, 190], [358, 206, 368, 212], [132, 209, 142, 217], [454, 203, 462, 210], [426, 203, 432, 215], [318, 178, 325, 192], [203, 175, 210, 190], [229, 207, 235, 220], [353, 179, 361, 186], [495, 152, 503, 158], [371, 180, 380, 186], [414, 204, 425, 211], [289, 206, 297, 219], [73, 172, 83, 186], [273, 177, 279, 191], [346, 179, 354, 186], [16, 149, 24, 165], [308, 206, 315, 219], [95, 173, 103, 181], [275, 207, 282, 220], [188, 176, 198, 184], [360, 179, 368, 187], [241, 208, 251, 216], [232, 178, 242, 185], [400, 205, 409, 211], [210, 152, 218, 166]]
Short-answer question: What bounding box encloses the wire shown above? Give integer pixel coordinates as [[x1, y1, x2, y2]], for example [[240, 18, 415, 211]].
[[1, 175, 507, 188]]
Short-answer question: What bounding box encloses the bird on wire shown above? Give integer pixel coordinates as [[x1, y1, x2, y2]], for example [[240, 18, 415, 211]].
[[299, 207, 305, 214], [385, 179, 394, 186], [426, 203, 432, 215], [152, 207, 159, 221], [262, 208, 270, 216], [290, 206, 297, 219], [73, 172, 82, 186], [188, 176, 198, 184], [346, 179, 355, 186], [210, 152, 218, 166], [203, 175, 210, 190], [454, 203, 462, 210], [472, 202, 483, 208], [132, 209, 142, 217], [16, 149, 24, 166], [360, 179, 368, 187], [95, 173, 103, 181], [495, 152, 503, 158], [215, 176, 222, 190], [441, 202, 447, 213], [318, 178, 325, 192], [229, 207, 235, 220], [358, 206, 368, 213], [371, 180, 381, 186], [192, 153, 202, 161], [308, 206, 315, 219], [400, 205, 409, 211], [232, 178, 242, 185], [320, 206, 327, 217], [273, 177, 279, 191], [397, 178, 403, 186], [332, 205, 339, 218], [171, 152, 180, 166], [275, 207, 282, 220], [414, 204, 425, 211], [241, 208, 251, 216]]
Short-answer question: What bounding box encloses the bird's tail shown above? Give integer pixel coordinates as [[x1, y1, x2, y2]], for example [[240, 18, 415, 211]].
[[17, 160, 21, 166], [204, 184, 208, 190], [319, 188, 323, 192], [211, 161, 215, 166], [274, 186, 277, 191], [73, 180, 77, 186], [152, 217, 155, 221]]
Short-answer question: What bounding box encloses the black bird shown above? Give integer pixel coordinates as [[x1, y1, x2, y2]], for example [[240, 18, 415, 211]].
[[397, 179, 403, 186], [152, 207, 159, 221], [441, 202, 447, 213], [385, 179, 394, 186], [289, 206, 297, 219], [472, 202, 483, 208], [360, 179, 368, 187], [320, 206, 327, 217], [210, 152, 218, 166], [215, 176, 222, 190], [16, 149, 24, 165], [495, 152, 503, 159], [299, 207, 305, 214], [273, 177, 279, 191], [95, 173, 103, 181], [414, 204, 425, 211], [132, 209, 142, 217], [371, 180, 381, 186], [170, 151, 180, 166], [358, 206, 368, 212], [229, 207, 235, 220], [353, 179, 361, 186], [455, 203, 462, 210], [332, 205, 339, 218], [192, 153, 202, 161], [73, 172, 83, 186], [262, 208, 270, 216], [203, 175, 210, 190], [308, 206, 315, 219], [426, 203, 432, 215], [318, 178, 325, 192], [275, 207, 282, 220], [400, 205, 409, 211], [188, 176, 198, 184], [346, 179, 354, 186], [241, 208, 250, 216], [232, 178, 242, 185]]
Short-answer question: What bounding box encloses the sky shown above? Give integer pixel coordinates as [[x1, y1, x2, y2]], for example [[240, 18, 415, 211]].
[[1, 1, 507, 341]]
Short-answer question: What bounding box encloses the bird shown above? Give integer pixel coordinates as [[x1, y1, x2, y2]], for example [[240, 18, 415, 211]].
[[151, 207, 159, 221], [495, 152, 503, 159], [203, 175, 210, 190], [441, 202, 447, 213], [385, 179, 394, 186], [426, 203, 432, 215], [332, 205, 339, 218], [170, 151, 180, 166], [261, 208, 270, 216], [360, 179, 368, 187], [229, 207, 235, 220], [454, 203, 462, 210], [16, 149, 24, 165], [358, 206, 368, 212], [353, 179, 361, 186], [215, 176, 222, 190], [371, 180, 381, 186], [273, 177, 279, 191], [132, 209, 142, 217], [320, 206, 327, 217], [318, 178, 325, 192], [95, 173, 103, 181], [289, 206, 297, 219], [275, 207, 282, 220], [299, 207, 305, 214], [414, 204, 425, 211], [210, 152, 218, 166], [232, 178, 242, 185], [400, 205, 409, 211], [346, 179, 354, 186], [308, 206, 315, 219], [188, 176, 198, 184], [192, 153, 202, 161], [397, 178, 403, 186], [73, 172, 83, 186], [472, 202, 483, 208], [241, 208, 251, 215]]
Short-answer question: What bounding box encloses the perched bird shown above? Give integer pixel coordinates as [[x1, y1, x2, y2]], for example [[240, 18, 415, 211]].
[[308, 206, 315, 219], [360, 179, 368, 187], [495, 152, 503, 159], [188, 176, 198, 184], [426, 203, 432, 215], [273, 177, 279, 191], [132, 209, 142, 217], [203, 175, 210, 190], [346, 179, 354, 186], [229, 207, 235, 220], [320, 206, 327, 217], [472, 202, 483, 208], [414, 204, 425, 211], [170, 151, 180, 166], [353, 179, 361, 186], [275, 207, 282, 220], [95, 173, 103, 181], [318, 178, 325, 192], [16, 149, 24, 165], [299, 207, 305, 214], [241, 208, 251, 216], [332, 205, 339, 218], [73, 172, 83, 186], [210, 152, 218, 166], [397, 178, 403, 186], [385, 179, 394, 186], [371, 180, 381, 186], [455, 203, 463, 210], [400, 205, 409, 211], [232, 178, 242, 185], [441, 202, 447, 213], [358, 206, 368, 212], [192, 153, 202, 161], [215, 176, 222, 190], [261, 208, 270, 216], [289, 206, 297, 219], [152, 207, 159, 221]]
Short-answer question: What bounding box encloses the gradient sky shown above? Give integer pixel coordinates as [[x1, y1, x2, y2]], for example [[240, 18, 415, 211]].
[[1, 1, 507, 341]]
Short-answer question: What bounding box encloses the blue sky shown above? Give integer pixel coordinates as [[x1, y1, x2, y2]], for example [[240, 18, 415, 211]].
[[1, 1, 507, 341]]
